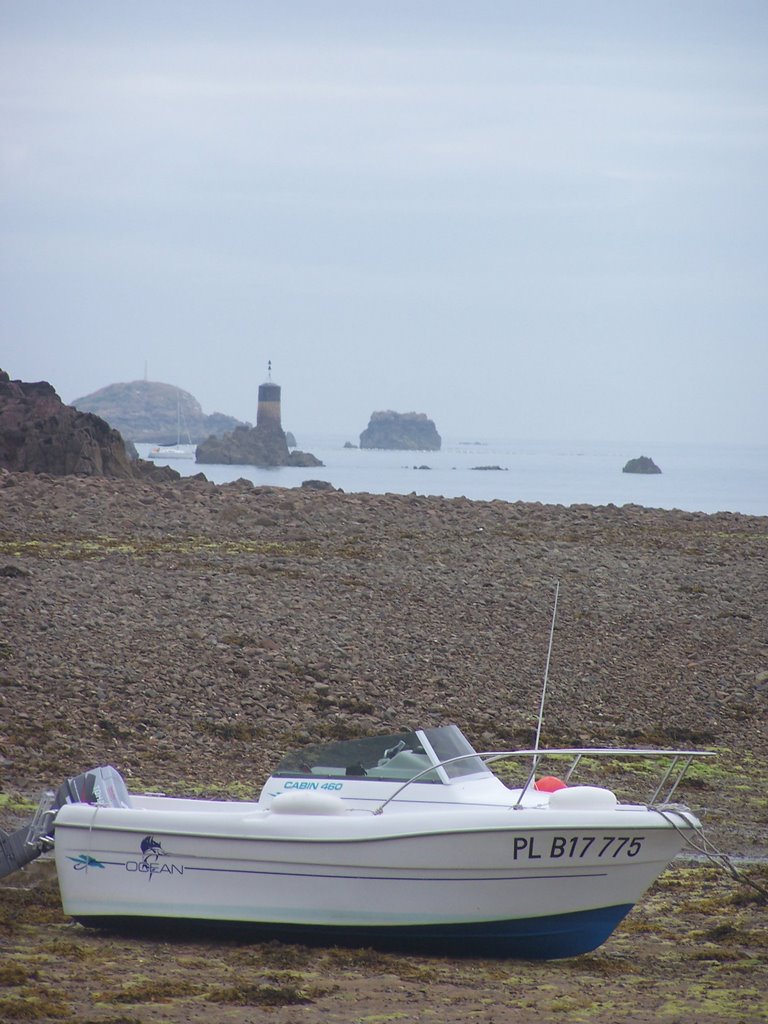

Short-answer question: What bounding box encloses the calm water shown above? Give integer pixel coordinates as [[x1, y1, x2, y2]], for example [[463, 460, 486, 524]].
[[136, 437, 768, 517]]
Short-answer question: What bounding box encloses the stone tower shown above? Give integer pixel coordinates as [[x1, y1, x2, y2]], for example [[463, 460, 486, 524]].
[[196, 359, 322, 467], [256, 361, 282, 431]]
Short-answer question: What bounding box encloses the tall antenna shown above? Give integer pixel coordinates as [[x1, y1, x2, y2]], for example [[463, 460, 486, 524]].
[[513, 580, 561, 809], [533, 579, 560, 757]]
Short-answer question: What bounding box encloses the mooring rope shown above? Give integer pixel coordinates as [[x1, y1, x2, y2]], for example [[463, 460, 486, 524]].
[[652, 805, 768, 902]]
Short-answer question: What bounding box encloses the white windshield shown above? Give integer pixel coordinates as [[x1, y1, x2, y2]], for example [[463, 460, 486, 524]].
[[419, 726, 490, 780], [272, 725, 489, 784]]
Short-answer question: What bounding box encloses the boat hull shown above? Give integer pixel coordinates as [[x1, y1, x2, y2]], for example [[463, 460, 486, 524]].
[[73, 904, 634, 959], [53, 802, 688, 958]]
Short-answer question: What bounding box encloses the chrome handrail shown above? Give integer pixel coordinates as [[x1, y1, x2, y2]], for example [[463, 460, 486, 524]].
[[372, 747, 716, 815]]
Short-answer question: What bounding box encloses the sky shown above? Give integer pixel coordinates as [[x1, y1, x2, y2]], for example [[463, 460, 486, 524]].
[[1, 1, 767, 445]]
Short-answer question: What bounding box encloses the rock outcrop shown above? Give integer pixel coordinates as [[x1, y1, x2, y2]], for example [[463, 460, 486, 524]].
[[196, 423, 322, 468], [360, 411, 441, 451], [623, 456, 662, 474], [71, 380, 245, 444], [300, 479, 338, 491], [0, 370, 178, 480]]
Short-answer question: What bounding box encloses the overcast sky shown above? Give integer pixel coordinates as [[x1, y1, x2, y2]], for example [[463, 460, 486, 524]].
[[2, 1, 766, 444]]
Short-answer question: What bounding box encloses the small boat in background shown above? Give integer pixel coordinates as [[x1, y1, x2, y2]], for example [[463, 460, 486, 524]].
[[0, 725, 714, 958], [147, 444, 194, 460], [147, 395, 195, 459]]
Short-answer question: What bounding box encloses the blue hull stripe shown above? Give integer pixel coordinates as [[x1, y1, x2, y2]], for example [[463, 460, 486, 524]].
[[184, 865, 608, 882], [71, 856, 607, 883], [75, 903, 634, 959]]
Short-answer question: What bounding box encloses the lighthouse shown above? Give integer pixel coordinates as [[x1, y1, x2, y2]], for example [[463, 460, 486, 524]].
[[196, 358, 321, 467], [256, 360, 282, 431]]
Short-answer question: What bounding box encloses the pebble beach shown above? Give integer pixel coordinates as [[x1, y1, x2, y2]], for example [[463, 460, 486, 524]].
[[0, 471, 766, 1023]]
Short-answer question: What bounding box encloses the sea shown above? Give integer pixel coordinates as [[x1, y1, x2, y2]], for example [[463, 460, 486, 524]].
[[134, 437, 768, 518]]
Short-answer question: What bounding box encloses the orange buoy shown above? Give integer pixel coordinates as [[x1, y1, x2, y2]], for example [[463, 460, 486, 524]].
[[534, 775, 567, 792]]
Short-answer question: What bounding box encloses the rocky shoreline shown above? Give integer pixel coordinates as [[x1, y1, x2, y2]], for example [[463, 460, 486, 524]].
[[1, 471, 766, 858]]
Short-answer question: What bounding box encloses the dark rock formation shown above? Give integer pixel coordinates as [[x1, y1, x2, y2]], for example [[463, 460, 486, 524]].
[[287, 449, 325, 467], [124, 439, 140, 461], [623, 456, 662, 474], [360, 411, 441, 451], [196, 423, 322, 468], [71, 380, 245, 444], [0, 370, 179, 480], [300, 479, 339, 491]]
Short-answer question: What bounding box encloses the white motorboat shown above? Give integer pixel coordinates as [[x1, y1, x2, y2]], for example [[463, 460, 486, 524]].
[[1, 725, 714, 958]]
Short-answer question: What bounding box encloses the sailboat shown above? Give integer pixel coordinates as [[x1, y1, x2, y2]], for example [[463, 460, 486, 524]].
[[147, 395, 195, 460], [147, 444, 194, 460]]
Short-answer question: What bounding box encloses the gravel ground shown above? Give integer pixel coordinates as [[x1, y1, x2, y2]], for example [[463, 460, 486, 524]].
[[0, 471, 766, 1023]]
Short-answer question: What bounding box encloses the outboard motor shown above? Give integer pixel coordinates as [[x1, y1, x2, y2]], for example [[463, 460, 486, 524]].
[[0, 765, 129, 879], [0, 789, 57, 878]]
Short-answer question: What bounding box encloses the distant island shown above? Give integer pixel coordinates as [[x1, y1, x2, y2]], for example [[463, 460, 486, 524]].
[[623, 456, 662, 475], [360, 411, 441, 451], [72, 380, 245, 444]]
